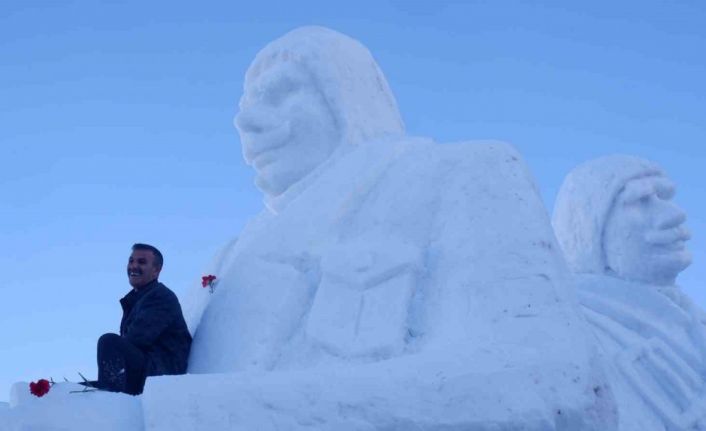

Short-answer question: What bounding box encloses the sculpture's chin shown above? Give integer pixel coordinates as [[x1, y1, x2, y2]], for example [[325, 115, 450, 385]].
[[629, 250, 692, 286], [255, 166, 308, 199], [254, 173, 283, 197], [663, 251, 692, 282], [257, 179, 294, 201]]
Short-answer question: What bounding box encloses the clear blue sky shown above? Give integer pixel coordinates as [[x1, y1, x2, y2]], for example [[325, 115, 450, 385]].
[[1, 0, 704, 401]]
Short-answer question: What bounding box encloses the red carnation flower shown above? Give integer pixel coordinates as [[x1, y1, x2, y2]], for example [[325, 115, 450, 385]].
[[201, 274, 217, 293], [29, 379, 51, 397]]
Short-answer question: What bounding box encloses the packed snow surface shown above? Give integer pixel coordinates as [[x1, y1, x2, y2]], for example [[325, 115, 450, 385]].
[[2, 382, 142, 430]]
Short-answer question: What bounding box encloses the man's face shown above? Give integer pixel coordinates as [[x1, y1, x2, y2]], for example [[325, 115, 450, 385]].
[[127, 249, 161, 289], [235, 64, 341, 197], [603, 175, 691, 285]]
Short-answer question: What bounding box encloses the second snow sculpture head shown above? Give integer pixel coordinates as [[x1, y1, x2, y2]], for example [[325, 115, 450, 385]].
[[235, 26, 405, 205], [552, 155, 691, 286]]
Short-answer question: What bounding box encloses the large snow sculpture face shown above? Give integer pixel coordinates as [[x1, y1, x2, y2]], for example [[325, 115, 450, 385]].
[[236, 64, 340, 197], [603, 175, 691, 285], [552, 154, 692, 286], [233, 26, 405, 204]]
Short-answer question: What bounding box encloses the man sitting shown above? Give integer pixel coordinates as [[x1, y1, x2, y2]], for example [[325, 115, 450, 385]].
[[87, 243, 192, 395]]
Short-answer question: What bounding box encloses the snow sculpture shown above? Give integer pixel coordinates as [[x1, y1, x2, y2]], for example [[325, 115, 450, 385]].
[[172, 26, 617, 430], [553, 155, 706, 430], [3, 26, 618, 431]]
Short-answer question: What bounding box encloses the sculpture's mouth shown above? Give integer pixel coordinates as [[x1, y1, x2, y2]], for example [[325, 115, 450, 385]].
[[252, 149, 281, 170], [242, 122, 291, 167], [645, 226, 691, 250]]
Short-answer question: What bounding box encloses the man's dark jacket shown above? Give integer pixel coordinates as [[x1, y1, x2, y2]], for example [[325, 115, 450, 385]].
[[120, 280, 192, 376]]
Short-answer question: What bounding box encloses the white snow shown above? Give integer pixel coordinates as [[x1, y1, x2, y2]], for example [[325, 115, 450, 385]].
[[142, 351, 607, 431], [553, 155, 706, 430], [2, 26, 626, 431], [2, 382, 142, 431]]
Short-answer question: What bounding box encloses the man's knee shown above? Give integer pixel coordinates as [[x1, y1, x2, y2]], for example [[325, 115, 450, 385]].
[[98, 333, 121, 352], [98, 333, 121, 349]]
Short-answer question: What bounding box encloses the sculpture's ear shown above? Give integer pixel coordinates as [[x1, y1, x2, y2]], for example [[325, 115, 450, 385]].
[[306, 237, 423, 357]]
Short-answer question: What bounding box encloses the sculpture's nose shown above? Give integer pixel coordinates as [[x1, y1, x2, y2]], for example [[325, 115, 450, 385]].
[[234, 106, 276, 135], [234, 108, 258, 134], [655, 201, 687, 230]]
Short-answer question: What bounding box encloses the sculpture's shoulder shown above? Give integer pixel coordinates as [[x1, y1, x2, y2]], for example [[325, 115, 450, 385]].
[[398, 138, 525, 171], [433, 139, 539, 197], [383, 138, 536, 200], [576, 274, 693, 321], [437, 139, 524, 167], [439, 138, 521, 156], [426, 139, 552, 242]]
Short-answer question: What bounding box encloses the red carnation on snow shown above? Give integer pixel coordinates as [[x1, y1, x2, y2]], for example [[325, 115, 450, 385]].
[[201, 274, 216, 287], [29, 379, 52, 397], [201, 274, 217, 293]]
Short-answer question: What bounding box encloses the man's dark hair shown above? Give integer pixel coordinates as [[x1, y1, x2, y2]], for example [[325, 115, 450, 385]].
[[132, 243, 164, 269]]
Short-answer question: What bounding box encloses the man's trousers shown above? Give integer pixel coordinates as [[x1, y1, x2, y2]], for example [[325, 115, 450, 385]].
[[97, 333, 147, 395]]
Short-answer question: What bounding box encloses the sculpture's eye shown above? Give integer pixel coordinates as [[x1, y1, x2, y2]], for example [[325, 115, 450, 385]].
[[655, 183, 676, 200], [261, 76, 302, 107]]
